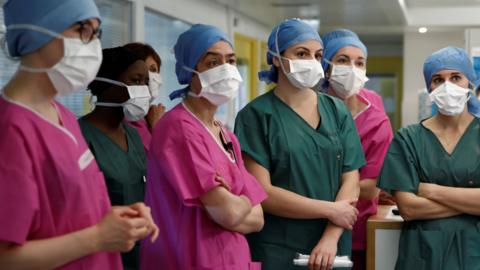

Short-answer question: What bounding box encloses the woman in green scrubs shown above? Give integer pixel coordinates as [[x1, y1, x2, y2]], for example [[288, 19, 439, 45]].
[[79, 46, 150, 270], [235, 19, 365, 270], [378, 46, 480, 270]]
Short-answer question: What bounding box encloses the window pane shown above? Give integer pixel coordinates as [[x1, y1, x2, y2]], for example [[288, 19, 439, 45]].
[[144, 9, 191, 111], [0, 1, 19, 91]]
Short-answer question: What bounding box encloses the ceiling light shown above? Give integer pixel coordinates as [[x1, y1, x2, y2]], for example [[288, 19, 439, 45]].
[[418, 27, 428, 34]]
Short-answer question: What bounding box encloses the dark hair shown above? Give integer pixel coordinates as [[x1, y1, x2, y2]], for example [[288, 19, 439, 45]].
[[89, 46, 142, 97], [123, 42, 161, 68]]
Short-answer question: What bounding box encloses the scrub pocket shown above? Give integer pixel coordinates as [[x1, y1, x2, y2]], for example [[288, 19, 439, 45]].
[[395, 257, 425, 270]]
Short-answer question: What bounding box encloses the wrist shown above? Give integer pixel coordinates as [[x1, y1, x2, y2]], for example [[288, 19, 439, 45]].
[[323, 201, 335, 220], [77, 225, 102, 254]]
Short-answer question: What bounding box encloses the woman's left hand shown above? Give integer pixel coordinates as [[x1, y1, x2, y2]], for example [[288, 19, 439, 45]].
[[127, 203, 160, 243], [417, 183, 438, 199], [308, 235, 338, 270]]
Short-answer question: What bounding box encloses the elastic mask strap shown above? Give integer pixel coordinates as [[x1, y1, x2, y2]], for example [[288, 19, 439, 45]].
[[19, 65, 51, 73], [273, 26, 290, 76], [95, 101, 125, 108], [182, 65, 200, 75], [94, 77, 127, 88], [7, 24, 64, 39]]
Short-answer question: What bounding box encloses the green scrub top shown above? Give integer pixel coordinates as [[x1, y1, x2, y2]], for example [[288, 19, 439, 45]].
[[378, 119, 480, 270], [78, 119, 146, 270], [234, 91, 365, 270]]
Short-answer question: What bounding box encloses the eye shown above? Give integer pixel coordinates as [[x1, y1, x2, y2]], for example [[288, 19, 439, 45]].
[[296, 51, 308, 58], [228, 58, 237, 65], [451, 75, 461, 82], [207, 60, 219, 68], [432, 77, 444, 84], [337, 58, 348, 64], [356, 61, 366, 68], [315, 53, 322, 61]]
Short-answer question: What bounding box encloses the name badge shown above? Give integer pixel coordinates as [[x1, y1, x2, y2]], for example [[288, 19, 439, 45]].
[[78, 149, 95, 170]]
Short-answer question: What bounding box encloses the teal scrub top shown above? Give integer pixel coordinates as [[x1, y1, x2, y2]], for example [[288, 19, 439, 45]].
[[234, 91, 365, 270], [378, 119, 480, 270], [78, 119, 146, 270]]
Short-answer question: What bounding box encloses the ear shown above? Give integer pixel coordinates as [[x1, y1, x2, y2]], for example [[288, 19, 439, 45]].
[[272, 55, 281, 68]]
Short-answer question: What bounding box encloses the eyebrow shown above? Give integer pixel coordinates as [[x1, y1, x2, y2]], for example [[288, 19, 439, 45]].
[[337, 54, 365, 60], [294, 47, 323, 53], [204, 52, 236, 58]]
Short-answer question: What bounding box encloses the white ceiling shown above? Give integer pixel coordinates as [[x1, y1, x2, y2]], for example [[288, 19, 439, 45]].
[[405, 0, 480, 8]]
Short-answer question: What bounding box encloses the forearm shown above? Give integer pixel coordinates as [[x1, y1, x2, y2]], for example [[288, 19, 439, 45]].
[[202, 188, 252, 229], [230, 204, 264, 234], [395, 191, 460, 221], [0, 226, 99, 270], [261, 185, 334, 219], [359, 178, 380, 201], [320, 171, 360, 240], [425, 185, 480, 216]]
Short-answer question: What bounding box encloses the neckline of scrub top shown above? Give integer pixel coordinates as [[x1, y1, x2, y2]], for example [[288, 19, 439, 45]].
[[420, 117, 477, 157], [79, 119, 133, 154], [181, 102, 236, 163], [272, 90, 323, 132], [352, 92, 371, 120], [1, 94, 78, 145]]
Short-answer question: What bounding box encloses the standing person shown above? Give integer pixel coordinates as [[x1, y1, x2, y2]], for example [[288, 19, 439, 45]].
[[378, 46, 480, 270], [0, 0, 158, 269], [79, 46, 151, 270], [124, 42, 165, 152], [320, 29, 394, 270], [140, 24, 267, 270], [235, 19, 365, 270]]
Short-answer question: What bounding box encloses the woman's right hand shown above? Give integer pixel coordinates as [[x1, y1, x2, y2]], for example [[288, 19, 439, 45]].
[[328, 199, 358, 229], [94, 206, 152, 252]]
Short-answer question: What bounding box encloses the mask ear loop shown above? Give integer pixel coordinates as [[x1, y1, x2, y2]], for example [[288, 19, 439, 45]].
[[273, 25, 290, 76]]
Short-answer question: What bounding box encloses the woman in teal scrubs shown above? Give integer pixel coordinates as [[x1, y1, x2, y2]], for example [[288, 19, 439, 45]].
[[79, 46, 150, 270], [378, 46, 480, 270], [235, 19, 365, 270]]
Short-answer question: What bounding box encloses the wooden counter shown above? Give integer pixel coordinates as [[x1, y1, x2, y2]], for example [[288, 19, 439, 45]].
[[366, 205, 404, 270]]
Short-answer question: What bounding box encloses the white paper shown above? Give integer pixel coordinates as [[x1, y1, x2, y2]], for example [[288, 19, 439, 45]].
[[385, 205, 403, 221], [293, 254, 353, 268]]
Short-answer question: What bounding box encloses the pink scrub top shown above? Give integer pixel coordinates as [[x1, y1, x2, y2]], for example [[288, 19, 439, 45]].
[[352, 89, 393, 250], [0, 96, 122, 270], [140, 103, 267, 270], [127, 118, 151, 153]]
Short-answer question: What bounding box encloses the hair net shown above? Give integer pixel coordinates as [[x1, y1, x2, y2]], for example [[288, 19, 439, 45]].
[[258, 18, 322, 84], [3, 0, 100, 57], [169, 24, 232, 100], [321, 29, 367, 72], [423, 46, 476, 90]]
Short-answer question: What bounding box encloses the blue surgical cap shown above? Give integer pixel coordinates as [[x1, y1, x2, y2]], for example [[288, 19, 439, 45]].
[[169, 24, 231, 100], [3, 0, 100, 57], [322, 29, 367, 72], [423, 46, 476, 90], [258, 18, 322, 84]]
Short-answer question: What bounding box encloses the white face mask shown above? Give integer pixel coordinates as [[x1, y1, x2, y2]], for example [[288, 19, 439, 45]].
[[429, 81, 470, 116], [329, 63, 369, 99], [94, 77, 151, 121], [148, 71, 162, 103], [185, 63, 243, 106], [272, 50, 324, 90], [11, 24, 103, 96]]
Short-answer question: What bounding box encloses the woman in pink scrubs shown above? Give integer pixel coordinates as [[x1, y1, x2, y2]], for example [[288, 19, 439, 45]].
[[0, 0, 158, 269], [141, 24, 267, 270], [320, 29, 394, 270]]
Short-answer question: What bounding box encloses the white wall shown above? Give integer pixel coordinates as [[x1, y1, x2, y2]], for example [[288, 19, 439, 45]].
[[402, 30, 464, 127]]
